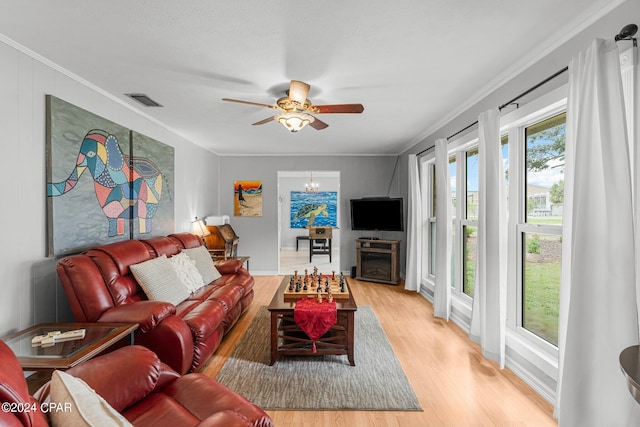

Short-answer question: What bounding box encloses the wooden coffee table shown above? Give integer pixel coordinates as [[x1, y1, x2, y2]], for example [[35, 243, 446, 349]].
[[2, 322, 138, 370], [268, 275, 357, 366]]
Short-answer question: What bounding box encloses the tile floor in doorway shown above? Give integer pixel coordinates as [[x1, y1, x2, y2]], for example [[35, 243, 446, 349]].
[[279, 246, 341, 276]]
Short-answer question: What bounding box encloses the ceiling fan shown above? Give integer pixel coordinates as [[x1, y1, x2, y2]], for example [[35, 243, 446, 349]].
[[222, 80, 364, 133]]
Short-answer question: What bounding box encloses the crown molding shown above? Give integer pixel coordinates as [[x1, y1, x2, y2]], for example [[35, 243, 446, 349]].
[[401, 0, 628, 155]]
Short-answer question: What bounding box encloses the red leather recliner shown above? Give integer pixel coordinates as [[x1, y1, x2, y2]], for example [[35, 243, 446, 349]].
[[56, 233, 254, 374], [0, 340, 273, 427]]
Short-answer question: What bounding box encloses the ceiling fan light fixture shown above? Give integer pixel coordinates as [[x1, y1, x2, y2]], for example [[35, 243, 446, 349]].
[[222, 80, 363, 131], [275, 112, 315, 133]]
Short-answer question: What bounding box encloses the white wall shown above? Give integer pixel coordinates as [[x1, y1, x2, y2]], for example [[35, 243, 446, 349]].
[[0, 39, 219, 336]]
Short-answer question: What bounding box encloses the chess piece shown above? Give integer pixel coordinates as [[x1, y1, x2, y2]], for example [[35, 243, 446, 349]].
[[288, 277, 294, 291], [327, 287, 333, 303], [332, 271, 336, 280], [341, 281, 346, 293], [294, 270, 298, 280], [303, 281, 308, 291], [317, 285, 323, 303]]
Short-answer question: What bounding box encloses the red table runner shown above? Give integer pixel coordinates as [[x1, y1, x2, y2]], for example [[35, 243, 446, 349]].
[[293, 298, 337, 353]]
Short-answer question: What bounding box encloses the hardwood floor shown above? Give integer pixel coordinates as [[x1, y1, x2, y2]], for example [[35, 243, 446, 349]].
[[200, 276, 557, 426]]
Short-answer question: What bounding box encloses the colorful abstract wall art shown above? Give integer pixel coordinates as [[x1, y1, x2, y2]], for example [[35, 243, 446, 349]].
[[290, 191, 338, 228], [130, 131, 175, 240], [234, 181, 262, 216], [46, 95, 174, 256]]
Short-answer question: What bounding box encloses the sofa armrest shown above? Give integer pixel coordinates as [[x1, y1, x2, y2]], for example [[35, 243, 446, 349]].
[[215, 260, 244, 275], [160, 374, 274, 427], [36, 346, 179, 413], [98, 301, 176, 333]]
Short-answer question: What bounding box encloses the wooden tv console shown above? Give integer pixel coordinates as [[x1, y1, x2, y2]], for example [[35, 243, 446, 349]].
[[355, 238, 400, 285]]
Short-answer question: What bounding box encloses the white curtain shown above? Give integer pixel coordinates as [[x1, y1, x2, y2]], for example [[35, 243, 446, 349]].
[[405, 154, 422, 292], [434, 138, 452, 319], [555, 38, 640, 426], [469, 108, 507, 368]]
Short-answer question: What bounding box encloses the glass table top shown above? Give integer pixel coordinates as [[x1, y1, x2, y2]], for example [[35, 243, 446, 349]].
[[5, 324, 118, 359]]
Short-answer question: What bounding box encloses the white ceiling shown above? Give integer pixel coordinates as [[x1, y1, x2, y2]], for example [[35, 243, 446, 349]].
[[0, 0, 619, 155]]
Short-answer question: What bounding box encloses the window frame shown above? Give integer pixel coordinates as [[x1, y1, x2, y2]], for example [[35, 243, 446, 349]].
[[447, 133, 480, 301], [419, 156, 437, 286], [501, 86, 567, 359]]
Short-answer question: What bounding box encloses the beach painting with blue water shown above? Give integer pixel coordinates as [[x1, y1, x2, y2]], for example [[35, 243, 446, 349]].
[[290, 191, 338, 228]]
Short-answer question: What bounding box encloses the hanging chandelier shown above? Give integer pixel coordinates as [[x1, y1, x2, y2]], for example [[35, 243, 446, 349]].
[[305, 172, 319, 193]]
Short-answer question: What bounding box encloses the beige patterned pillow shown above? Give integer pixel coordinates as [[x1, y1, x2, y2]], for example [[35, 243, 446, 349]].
[[183, 246, 222, 284], [170, 252, 205, 292], [49, 370, 133, 427], [130, 255, 190, 306]]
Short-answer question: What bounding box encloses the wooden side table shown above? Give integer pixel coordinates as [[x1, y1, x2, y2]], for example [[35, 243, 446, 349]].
[[2, 322, 138, 394], [2, 322, 138, 371], [213, 255, 250, 271]]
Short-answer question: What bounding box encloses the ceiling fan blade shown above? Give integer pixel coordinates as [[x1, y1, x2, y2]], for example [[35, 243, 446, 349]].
[[288, 80, 310, 105], [309, 117, 329, 130], [312, 104, 364, 114], [252, 116, 275, 126], [222, 98, 279, 110]]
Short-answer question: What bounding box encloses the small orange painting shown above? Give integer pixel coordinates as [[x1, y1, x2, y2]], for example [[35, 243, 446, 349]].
[[234, 181, 263, 216]]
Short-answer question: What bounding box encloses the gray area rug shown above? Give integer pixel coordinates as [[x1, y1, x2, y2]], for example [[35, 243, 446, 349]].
[[216, 306, 422, 411]]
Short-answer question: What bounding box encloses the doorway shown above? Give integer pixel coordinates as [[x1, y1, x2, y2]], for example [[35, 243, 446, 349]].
[[277, 171, 340, 275]]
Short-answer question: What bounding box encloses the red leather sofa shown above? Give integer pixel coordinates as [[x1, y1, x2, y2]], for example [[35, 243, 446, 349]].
[[0, 340, 273, 427], [56, 233, 254, 374]]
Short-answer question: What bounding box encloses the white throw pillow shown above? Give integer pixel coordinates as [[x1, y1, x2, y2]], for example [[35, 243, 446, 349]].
[[183, 246, 222, 284], [49, 370, 133, 427], [170, 252, 205, 292], [130, 255, 191, 306]]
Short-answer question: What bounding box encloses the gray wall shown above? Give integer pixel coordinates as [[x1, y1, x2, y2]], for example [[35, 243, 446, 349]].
[[395, 2, 640, 278], [400, 1, 639, 158], [217, 156, 404, 274], [0, 39, 219, 336]]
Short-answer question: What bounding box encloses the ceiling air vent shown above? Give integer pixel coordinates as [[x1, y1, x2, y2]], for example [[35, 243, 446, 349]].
[[125, 93, 163, 107]]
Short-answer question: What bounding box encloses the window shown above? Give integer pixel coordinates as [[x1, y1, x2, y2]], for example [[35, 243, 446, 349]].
[[429, 161, 437, 277], [502, 134, 509, 192], [449, 157, 457, 288], [419, 158, 437, 282], [520, 112, 565, 346], [462, 149, 478, 297], [439, 139, 479, 300], [416, 84, 579, 400]]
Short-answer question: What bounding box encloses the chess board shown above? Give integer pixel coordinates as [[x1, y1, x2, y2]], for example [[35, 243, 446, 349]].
[[283, 275, 350, 299]]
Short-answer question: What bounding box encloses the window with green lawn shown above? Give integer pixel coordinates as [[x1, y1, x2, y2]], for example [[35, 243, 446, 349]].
[[462, 149, 478, 297], [417, 87, 568, 397], [520, 112, 565, 346]]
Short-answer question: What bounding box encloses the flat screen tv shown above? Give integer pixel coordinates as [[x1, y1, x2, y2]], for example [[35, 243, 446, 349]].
[[350, 197, 404, 231]]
